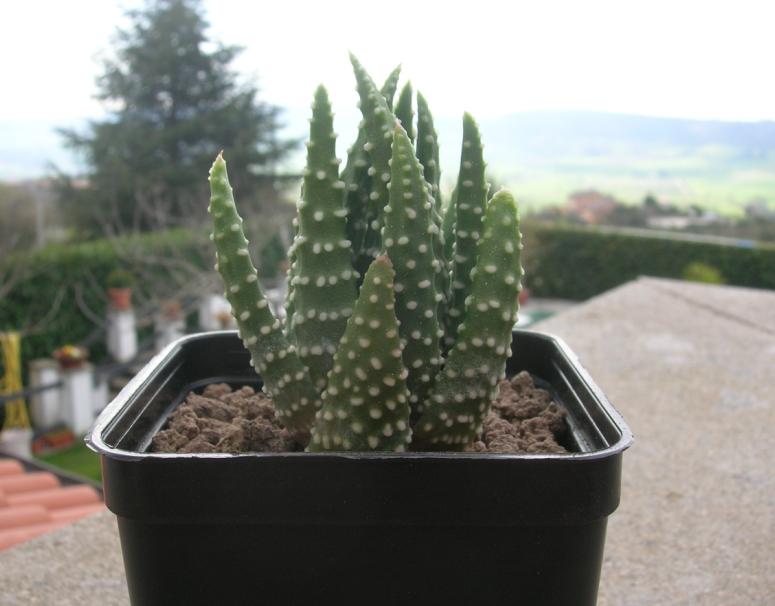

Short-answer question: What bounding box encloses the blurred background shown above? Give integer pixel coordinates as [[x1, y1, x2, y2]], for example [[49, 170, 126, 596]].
[[0, 0, 773, 478]]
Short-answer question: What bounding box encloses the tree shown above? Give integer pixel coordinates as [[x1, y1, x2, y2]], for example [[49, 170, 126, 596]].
[[60, 0, 296, 235]]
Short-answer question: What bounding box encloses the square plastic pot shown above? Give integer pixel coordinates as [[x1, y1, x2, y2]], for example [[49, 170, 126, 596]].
[[87, 329, 632, 606]]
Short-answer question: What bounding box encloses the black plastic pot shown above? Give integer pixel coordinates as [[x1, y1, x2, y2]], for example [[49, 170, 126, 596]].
[[87, 329, 632, 606]]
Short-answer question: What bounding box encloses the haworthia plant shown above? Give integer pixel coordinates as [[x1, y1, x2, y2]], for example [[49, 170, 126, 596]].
[[413, 190, 523, 449], [416, 91, 441, 209], [382, 125, 442, 410], [349, 53, 397, 273], [309, 255, 412, 452], [441, 188, 457, 266], [380, 64, 402, 111], [209, 56, 523, 452], [288, 85, 357, 389], [415, 93, 450, 337], [343, 65, 401, 265], [394, 82, 415, 143], [445, 113, 488, 348], [208, 154, 320, 431]]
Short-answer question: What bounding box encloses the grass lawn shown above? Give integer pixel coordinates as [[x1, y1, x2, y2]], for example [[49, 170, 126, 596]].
[[37, 441, 102, 484]]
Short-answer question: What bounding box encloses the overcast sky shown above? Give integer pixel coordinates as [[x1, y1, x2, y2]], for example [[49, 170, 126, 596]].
[[1, 0, 774, 177]]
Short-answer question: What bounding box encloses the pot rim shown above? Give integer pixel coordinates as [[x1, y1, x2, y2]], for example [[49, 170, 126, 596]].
[[86, 329, 633, 463]]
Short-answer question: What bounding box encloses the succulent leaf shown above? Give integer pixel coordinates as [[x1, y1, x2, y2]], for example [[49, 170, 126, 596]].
[[413, 190, 522, 449], [208, 154, 320, 431], [441, 188, 457, 266], [290, 85, 358, 389], [283, 217, 299, 338], [308, 255, 412, 452], [439, 190, 457, 351], [429, 205, 450, 341], [382, 125, 442, 411], [380, 64, 402, 110], [343, 65, 402, 271], [414, 92, 449, 329], [416, 91, 441, 208], [394, 82, 415, 143], [349, 54, 397, 267], [446, 113, 488, 347]]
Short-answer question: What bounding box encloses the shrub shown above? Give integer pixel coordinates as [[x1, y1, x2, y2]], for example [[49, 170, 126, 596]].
[[682, 262, 725, 285], [523, 223, 775, 299], [106, 269, 136, 289], [0, 229, 209, 368]]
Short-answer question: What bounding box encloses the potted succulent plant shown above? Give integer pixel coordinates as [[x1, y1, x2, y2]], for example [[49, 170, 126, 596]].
[[52, 344, 89, 370], [88, 56, 631, 606], [106, 268, 135, 311]]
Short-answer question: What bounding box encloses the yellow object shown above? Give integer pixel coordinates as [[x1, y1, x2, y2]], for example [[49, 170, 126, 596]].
[[0, 331, 30, 430]]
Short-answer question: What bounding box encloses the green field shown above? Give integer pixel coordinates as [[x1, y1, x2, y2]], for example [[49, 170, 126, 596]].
[[431, 112, 775, 216], [37, 441, 102, 483], [489, 148, 775, 215]]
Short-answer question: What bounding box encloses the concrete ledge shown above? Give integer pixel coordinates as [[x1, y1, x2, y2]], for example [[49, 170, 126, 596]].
[[0, 511, 126, 606], [1, 277, 772, 605], [534, 277, 775, 605]]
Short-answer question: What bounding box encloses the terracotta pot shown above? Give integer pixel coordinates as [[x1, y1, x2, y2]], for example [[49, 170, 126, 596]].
[[55, 358, 86, 370], [108, 287, 132, 311]]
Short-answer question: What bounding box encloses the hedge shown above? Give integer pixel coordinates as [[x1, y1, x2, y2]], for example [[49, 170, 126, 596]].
[[0, 229, 212, 369], [522, 223, 775, 300], [3, 221, 773, 373]]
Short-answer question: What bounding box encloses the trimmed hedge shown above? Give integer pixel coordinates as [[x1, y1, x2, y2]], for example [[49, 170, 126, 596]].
[[0, 229, 212, 368], [4, 221, 772, 373], [522, 223, 775, 300]]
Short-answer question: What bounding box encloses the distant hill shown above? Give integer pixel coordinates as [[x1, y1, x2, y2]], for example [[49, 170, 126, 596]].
[[433, 112, 775, 213], [3, 111, 775, 214], [474, 111, 775, 153]]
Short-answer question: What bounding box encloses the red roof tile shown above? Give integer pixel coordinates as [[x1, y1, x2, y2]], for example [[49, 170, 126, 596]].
[[0, 458, 105, 552], [0, 504, 48, 530], [0, 459, 24, 476], [0, 471, 60, 494]]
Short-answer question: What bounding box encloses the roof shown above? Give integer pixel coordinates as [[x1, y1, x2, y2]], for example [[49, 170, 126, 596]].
[[0, 457, 105, 551]]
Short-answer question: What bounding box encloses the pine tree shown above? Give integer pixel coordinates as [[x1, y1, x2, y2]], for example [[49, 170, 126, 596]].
[[59, 0, 295, 234]]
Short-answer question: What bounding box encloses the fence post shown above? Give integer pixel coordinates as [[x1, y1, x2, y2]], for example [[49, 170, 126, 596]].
[[60, 363, 96, 435], [93, 373, 109, 414], [155, 315, 185, 350], [29, 359, 62, 430], [0, 429, 32, 459], [198, 293, 234, 331], [152, 300, 183, 350], [107, 308, 138, 363]]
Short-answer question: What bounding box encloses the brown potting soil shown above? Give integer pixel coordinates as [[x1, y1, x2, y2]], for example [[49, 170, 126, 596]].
[[151, 371, 567, 454]]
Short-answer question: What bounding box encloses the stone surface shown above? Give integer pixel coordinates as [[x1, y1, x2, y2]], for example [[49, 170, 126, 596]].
[[533, 277, 775, 606], [0, 511, 127, 606], [1, 277, 772, 605]]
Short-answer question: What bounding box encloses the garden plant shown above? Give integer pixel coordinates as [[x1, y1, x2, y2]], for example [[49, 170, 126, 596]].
[[87, 53, 631, 606], [208, 55, 523, 452]]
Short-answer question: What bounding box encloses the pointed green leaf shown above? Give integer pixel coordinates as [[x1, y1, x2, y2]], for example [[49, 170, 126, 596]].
[[414, 190, 523, 449], [343, 65, 402, 268], [208, 154, 320, 431], [394, 81, 415, 143], [349, 54, 396, 265], [308, 255, 412, 452], [416, 91, 441, 207], [290, 85, 358, 389], [446, 113, 488, 346], [383, 126, 442, 411]]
